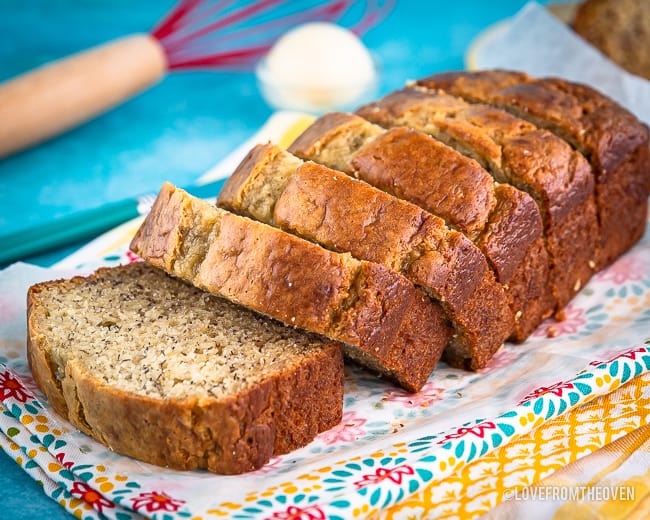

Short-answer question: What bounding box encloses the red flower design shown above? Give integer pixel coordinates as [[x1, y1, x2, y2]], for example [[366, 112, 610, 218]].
[[596, 255, 644, 284], [437, 421, 497, 444], [589, 346, 647, 367], [131, 491, 186, 513], [0, 370, 33, 403], [353, 465, 415, 489], [518, 381, 575, 405], [125, 250, 141, 263], [383, 381, 443, 408], [318, 411, 366, 445], [532, 304, 586, 338], [267, 504, 326, 520], [606, 347, 647, 363], [70, 482, 114, 513], [55, 453, 74, 471]]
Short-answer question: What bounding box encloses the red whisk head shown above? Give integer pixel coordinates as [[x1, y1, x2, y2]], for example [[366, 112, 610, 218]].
[[151, 0, 393, 71]]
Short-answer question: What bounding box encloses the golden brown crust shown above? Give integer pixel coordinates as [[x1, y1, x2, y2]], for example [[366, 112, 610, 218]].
[[357, 88, 599, 311], [350, 127, 496, 238], [274, 162, 430, 272], [26, 264, 344, 474], [538, 79, 648, 173], [26, 284, 70, 418], [415, 70, 650, 268], [291, 112, 552, 341], [197, 216, 450, 390], [271, 160, 514, 369], [415, 70, 529, 95], [132, 183, 450, 391], [340, 261, 451, 380], [196, 209, 359, 333], [480, 185, 542, 286], [62, 346, 343, 474], [481, 184, 554, 339], [419, 73, 649, 176]]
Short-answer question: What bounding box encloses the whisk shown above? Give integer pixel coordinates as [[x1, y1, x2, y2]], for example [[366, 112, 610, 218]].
[[0, 0, 392, 158]]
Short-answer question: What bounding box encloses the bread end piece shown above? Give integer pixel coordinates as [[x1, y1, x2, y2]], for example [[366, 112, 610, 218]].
[[27, 263, 344, 474]]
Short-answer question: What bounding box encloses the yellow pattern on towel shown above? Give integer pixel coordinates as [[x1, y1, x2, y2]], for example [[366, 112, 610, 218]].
[[379, 372, 650, 520]]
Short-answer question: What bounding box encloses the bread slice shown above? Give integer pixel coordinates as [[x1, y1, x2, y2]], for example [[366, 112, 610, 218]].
[[130, 182, 451, 392], [356, 89, 600, 311], [219, 143, 513, 370], [26, 262, 344, 474], [288, 112, 552, 340], [414, 70, 650, 269]]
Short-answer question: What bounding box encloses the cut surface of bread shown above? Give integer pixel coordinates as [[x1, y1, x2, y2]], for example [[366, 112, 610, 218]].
[[288, 112, 553, 340], [219, 143, 514, 370], [26, 262, 344, 474], [414, 69, 650, 269], [131, 182, 452, 392], [356, 89, 600, 311]]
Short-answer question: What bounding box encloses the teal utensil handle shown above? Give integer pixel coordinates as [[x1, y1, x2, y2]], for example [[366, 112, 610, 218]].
[[0, 178, 227, 265]]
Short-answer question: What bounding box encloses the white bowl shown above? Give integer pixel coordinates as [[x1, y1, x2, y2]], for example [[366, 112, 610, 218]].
[[256, 55, 379, 114]]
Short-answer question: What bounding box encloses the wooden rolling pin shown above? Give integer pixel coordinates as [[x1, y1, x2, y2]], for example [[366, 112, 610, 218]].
[[0, 35, 167, 158]]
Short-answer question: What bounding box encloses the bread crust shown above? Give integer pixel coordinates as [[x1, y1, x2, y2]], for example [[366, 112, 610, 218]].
[[290, 113, 552, 340], [415, 70, 650, 268], [221, 144, 514, 369], [351, 127, 496, 238], [357, 88, 599, 311], [26, 264, 344, 474], [26, 283, 70, 418], [278, 165, 513, 368], [132, 183, 451, 391]]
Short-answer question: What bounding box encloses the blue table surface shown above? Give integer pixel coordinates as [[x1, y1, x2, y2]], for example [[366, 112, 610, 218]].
[[0, 1, 545, 517]]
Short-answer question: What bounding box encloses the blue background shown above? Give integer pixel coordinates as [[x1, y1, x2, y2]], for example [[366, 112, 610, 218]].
[[1, 1, 543, 517]]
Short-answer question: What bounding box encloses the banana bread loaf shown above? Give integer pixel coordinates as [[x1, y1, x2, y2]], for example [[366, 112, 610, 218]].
[[219, 143, 514, 370], [356, 89, 599, 312], [288, 112, 553, 340], [130, 182, 452, 392], [27, 262, 344, 474], [414, 69, 650, 269], [573, 0, 650, 80]]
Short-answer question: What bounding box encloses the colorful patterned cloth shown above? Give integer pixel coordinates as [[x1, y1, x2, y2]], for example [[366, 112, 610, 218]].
[[1, 113, 649, 519], [381, 372, 650, 519]]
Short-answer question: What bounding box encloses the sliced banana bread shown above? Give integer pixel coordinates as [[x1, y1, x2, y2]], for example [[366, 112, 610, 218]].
[[130, 182, 452, 392], [414, 69, 650, 268], [288, 112, 552, 340], [27, 262, 344, 474], [219, 143, 513, 370], [356, 89, 599, 312]]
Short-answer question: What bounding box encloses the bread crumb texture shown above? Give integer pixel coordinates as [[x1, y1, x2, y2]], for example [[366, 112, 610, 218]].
[[30, 263, 334, 401]]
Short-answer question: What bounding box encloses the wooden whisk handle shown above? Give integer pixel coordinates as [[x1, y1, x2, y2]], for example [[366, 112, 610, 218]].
[[0, 34, 167, 158]]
